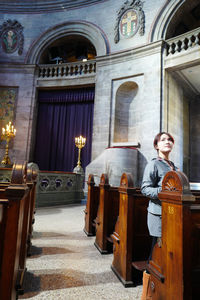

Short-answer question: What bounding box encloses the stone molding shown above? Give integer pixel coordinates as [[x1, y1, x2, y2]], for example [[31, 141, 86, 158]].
[[0, 0, 108, 13], [114, 0, 145, 44], [96, 40, 164, 66], [149, 0, 185, 42]]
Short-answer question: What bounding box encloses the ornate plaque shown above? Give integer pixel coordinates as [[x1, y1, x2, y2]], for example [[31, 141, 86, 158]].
[[0, 19, 24, 55], [114, 0, 145, 43], [120, 9, 139, 38], [2, 29, 18, 53]]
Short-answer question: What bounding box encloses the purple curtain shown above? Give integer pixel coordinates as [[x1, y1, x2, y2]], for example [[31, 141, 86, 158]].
[[34, 88, 94, 172]]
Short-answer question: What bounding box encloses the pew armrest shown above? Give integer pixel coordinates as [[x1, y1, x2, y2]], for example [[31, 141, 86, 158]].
[[147, 262, 165, 283], [111, 232, 120, 244], [132, 260, 147, 272]]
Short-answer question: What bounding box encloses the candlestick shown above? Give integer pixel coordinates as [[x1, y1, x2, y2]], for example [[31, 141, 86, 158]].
[[1, 121, 16, 166], [73, 135, 86, 174]]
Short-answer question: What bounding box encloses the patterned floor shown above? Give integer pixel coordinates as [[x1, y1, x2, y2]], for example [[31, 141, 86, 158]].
[[19, 204, 143, 300]]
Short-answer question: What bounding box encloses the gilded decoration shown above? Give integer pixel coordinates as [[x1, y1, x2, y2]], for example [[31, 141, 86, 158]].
[[0, 87, 18, 148], [114, 0, 145, 43], [0, 19, 24, 55]]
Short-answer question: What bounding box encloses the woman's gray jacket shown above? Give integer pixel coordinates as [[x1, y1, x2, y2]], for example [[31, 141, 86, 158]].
[[141, 158, 177, 215]]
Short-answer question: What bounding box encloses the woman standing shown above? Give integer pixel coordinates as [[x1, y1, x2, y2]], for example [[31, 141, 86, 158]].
[[140, 132, 178, 300]]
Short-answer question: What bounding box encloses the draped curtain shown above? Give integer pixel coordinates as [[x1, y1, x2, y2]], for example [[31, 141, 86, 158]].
[[34, 87, 94, 172]]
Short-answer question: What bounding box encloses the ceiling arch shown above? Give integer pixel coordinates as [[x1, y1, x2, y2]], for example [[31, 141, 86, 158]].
[[25, 21, 110, 64], [149, 0, 200, 42]]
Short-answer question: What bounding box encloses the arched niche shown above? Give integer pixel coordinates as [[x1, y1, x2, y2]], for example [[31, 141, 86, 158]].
[[114, 81, 138, 143], [39, 34, 97, 64], [149, 0, 200, 42], [25, 21, 110, 64]]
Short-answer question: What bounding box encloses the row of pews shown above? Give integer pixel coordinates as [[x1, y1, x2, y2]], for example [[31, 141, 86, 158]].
[[0, 161, 38, 300], [84, 171, 200, 299]]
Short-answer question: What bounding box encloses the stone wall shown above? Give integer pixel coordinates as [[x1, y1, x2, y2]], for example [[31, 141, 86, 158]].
[[0, 64, 37, 162], [164, 72, 190, 174], [190, 98, 200, 182]]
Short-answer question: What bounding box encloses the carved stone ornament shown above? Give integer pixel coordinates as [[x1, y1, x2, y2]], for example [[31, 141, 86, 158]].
[[0, 19, 24, 55], [114, 0, 145, 43]]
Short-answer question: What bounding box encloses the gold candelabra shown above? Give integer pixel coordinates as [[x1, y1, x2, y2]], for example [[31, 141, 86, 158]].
[[1, 121, 16, 166], [75, 135, 86, 169]]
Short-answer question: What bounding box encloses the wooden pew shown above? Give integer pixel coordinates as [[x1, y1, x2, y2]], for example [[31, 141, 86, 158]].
[[0, 161, 38, 300], [26, 163, 39, 256], [84, 174, 100, 236], [17, 162, 39, 293], [147, 171, 200, 300], [111, 173, 151, 287], [94, 174, 119, 254]]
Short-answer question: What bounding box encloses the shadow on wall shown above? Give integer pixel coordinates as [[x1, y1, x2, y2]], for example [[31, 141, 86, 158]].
[[137, 151, 148, 187]]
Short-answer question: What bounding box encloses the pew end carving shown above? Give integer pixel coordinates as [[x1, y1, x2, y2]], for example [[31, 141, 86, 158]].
[[147, 170, 200, 300], [84, 174, 100, 236]]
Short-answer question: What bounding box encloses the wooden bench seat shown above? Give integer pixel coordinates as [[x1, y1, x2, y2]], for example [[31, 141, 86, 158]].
[[0, 161, 38, 300]]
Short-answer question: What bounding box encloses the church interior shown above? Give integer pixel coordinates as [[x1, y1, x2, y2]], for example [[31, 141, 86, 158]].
[[0, 0, 200, 299]]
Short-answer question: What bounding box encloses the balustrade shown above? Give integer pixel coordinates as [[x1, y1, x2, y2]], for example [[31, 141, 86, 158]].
[[166, 27, 200, 56], [38, 59, 96, 79]]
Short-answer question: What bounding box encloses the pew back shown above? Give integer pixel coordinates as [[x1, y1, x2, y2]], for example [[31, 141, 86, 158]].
[[0, 161, 38, 300], [84, 174, 100, 236], [148, 171, 200, 300], [111, 173, 151, 287], [94, 174, 119, 253]]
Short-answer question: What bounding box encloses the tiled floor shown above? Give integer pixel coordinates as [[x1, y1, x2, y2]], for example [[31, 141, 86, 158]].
[[19, 204, 143, 299]]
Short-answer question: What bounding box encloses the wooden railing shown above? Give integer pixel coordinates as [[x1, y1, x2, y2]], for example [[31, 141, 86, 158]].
[[165, 27, 200, 56], [37, 59, 96, 79]]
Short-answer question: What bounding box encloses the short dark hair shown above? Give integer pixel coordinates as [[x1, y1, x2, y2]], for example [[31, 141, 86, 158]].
[[153, 132, 174, 149]]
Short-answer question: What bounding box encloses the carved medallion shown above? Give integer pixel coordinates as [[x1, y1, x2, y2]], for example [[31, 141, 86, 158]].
[[0, 19, 24, 55], [120, 9, 139, 38], [115, 0, 145, 43]]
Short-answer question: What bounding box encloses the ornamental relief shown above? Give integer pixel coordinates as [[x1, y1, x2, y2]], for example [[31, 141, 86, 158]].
[[114, 0, 145, 43], [0, 19, 24, 55]]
